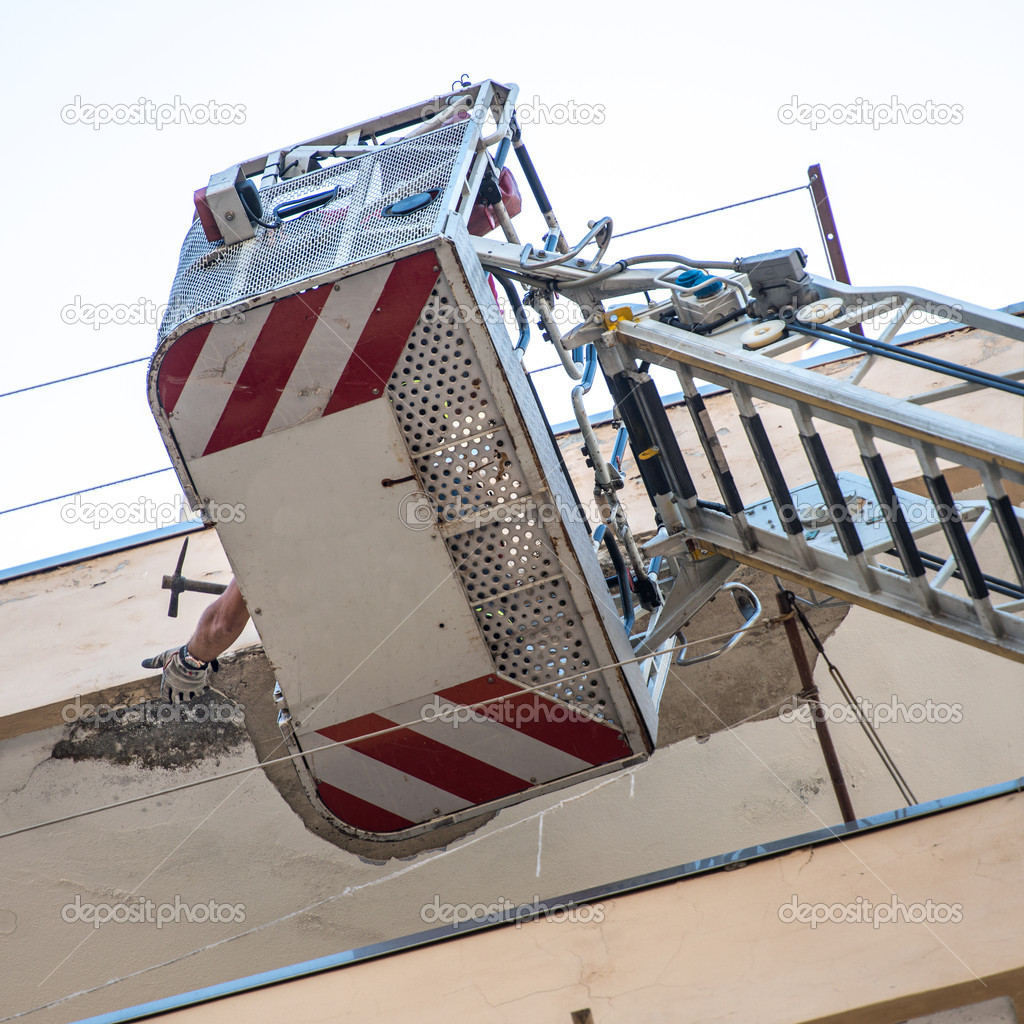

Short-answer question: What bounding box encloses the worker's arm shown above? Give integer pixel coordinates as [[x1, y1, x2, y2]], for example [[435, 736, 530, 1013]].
[[186, 579, 249, 662], [142, 578, 250, 702]]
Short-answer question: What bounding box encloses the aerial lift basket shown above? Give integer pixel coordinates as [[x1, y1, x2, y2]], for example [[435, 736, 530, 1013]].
[[149, 82, 654, 839]]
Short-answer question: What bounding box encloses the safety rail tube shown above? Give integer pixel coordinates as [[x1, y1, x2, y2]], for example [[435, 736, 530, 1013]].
[[593, 523, 635, 633], [527, 289, 584, 380], [520, 217, 613, 271], [572, 346, 612, 495], [491, 273, 531, 356], [557, 253, 740, 292]]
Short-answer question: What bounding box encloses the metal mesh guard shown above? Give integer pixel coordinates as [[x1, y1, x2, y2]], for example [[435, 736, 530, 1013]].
[[158, 121, 470, 341], [389, 273, 622, 725]]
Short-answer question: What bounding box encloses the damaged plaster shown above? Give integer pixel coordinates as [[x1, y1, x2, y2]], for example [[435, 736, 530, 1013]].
[[51, 691, 248, 771]]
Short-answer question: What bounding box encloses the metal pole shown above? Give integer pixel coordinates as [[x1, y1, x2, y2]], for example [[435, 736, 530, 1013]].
[[807, 164, 863, 336], [776, 590, 857, 824]]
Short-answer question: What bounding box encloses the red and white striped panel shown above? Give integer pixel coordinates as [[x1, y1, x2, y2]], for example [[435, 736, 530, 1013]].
[[156, 251, 440, 460], [300, 675, 632, 833]]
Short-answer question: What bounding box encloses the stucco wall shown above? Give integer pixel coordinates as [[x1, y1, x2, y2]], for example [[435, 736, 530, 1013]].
[[1, 329, 1022, 1023], [105, 789, 1024, 1024]]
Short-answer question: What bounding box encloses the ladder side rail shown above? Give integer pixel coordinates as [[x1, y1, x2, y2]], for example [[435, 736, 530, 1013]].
[[615, 321, 1024, 661], [618, 320, 1024, 483], [807, 275, 1024, 346]]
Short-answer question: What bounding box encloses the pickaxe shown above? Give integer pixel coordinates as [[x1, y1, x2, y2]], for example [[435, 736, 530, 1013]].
[[161, 538, 227, 617]]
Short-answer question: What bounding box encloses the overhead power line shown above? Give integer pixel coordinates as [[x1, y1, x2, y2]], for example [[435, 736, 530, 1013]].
[[617, 183, 811, 239], [0, 356, 150, 401], [0, 468, 174, 517]]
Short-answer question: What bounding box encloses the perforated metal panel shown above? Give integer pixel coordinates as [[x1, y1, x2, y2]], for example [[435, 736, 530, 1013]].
[[389, 273, 620, 724], [158, 121, 471, 341]]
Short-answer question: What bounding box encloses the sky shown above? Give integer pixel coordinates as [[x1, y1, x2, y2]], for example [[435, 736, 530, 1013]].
[[1, 0, 1022, 572]]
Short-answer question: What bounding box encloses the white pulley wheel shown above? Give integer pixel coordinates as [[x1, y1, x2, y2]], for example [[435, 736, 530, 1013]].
[[741, 320, 786, 349], [796, 296, 843, 323]]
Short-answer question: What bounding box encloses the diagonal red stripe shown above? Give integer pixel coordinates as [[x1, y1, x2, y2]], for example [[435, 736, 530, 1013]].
[[322, 250, 440, 416], [317, 711, 530, 804], [315, 780, 415, 833], [158, 323, 212, 414], [202, 285, 332, 456], [438, 677, 630, 766], [318, 712, 395, 745]]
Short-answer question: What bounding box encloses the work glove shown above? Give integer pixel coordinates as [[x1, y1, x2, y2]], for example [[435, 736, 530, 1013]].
[[141, 646, 217, 703]]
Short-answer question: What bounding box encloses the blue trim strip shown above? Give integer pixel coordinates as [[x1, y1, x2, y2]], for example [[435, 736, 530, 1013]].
[[0, 522, 206, 585], [70, 774, 1024, 1024]]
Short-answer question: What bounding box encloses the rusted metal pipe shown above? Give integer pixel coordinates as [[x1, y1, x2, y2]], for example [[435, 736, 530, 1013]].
[[776, 590, 857, 823]]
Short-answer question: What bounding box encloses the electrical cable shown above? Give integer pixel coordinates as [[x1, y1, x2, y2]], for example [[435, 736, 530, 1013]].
[[0, 358, 150, 400], [789, 319, 1024, 399], [0, 468, 175, 517], [616, 184, 811, 239]]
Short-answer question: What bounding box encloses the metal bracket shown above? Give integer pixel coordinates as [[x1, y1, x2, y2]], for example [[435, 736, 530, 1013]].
[[196, 165, 256, 245]]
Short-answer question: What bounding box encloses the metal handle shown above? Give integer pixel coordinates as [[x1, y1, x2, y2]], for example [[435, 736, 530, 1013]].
[[271, 184, 344, 223], [675, 582, 762, 667], [520, 216, 613, 271]]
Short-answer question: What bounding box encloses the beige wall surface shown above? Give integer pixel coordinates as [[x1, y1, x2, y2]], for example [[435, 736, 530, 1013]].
[[117, 790, 1024, 1024], [1, 329, 1022, 1024], [0, 528, 260, 723]]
